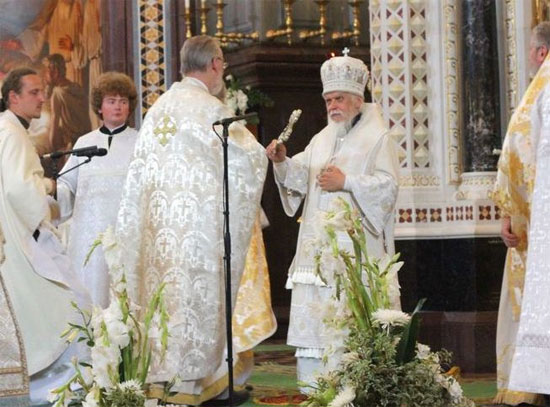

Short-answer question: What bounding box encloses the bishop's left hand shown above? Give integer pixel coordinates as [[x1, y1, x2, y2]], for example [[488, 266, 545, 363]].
[[318, 165, 346, 191]]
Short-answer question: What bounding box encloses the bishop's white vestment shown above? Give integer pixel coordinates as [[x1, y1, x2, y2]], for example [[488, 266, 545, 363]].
[[0, 110, 89, 404], [57, 126, 138, 307], [273, 103, 399, 387], [115, 77, 267, 404], [509, 82, 550, 395]]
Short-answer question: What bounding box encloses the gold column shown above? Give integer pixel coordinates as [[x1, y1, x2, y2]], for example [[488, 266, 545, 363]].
[[332, 0, 364, 46], [533, 0, 550, 26], [214, 0, 259, 47], [299, 0, 330, 45], [266, 0, 296, 45], [199, 0, 210, 35]]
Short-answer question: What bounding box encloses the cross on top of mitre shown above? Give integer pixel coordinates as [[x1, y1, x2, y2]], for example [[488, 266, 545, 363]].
[[342, 47, 350, 57]]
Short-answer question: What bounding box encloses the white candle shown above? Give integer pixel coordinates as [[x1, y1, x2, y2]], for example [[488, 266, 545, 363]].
[[201, 0, 207, 7], [185, 0, 190, 9]]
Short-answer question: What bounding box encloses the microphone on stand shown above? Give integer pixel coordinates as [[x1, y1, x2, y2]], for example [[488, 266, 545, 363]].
[[41, 146, 108, 159], [213, 112, 258, 126]]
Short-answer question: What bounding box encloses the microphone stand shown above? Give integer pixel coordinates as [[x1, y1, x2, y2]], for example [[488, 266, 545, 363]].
[[49, 156, 92, 200], [221, 121, 235, 407], [212, 112, 257, 407], [54, 157, 92, 180]]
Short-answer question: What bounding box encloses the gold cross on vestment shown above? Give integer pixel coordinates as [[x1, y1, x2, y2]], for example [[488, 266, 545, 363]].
[[154, 115, 177, 146]]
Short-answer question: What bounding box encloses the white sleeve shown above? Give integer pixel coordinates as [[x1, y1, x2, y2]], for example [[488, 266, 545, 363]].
[[56, 153, 80, 223], [345, 133, 399, 235], [274, 149, 310, 217]]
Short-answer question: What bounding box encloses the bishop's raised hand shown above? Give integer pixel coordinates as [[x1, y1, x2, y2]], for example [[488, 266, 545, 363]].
[[266, 139, 287, 163]]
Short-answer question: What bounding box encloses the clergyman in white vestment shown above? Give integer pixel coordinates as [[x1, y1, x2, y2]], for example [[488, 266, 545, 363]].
[[509, 82, 550, 405], [115, 36, 267, 405], [491, 23, 550, 406], [266, 53, 400, 391], [0, 68, 89, 405], [57, 72, 138, 308]]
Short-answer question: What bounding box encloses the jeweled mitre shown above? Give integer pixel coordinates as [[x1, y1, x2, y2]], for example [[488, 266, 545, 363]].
[[321, 54, 369, 97]]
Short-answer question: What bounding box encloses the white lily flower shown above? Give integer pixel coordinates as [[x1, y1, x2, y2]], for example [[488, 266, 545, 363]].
[[416, 343, 431, 360], [447, 377, 463, 401], [91, 343, 120, 388], [328, 385, 355, 407], [236, 89, 248, 113], [81, 386, 100, 407], [225, 94, 238, 114]]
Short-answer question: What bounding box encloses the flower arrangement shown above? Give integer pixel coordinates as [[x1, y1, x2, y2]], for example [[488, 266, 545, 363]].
[[224, 74, 274, 125], [303, 198, 474, 407], [48, 227, 170, 407]]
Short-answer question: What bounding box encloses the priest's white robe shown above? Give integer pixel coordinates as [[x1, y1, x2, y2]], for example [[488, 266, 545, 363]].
[[509, 83, 550, 394], [0, 110, 89, 403], [57, 126, 138, 308], [490, 54, 550, 407], [115, 77, 267, 404], [273, 103, 399, 387], [0, 224, 29, 406]]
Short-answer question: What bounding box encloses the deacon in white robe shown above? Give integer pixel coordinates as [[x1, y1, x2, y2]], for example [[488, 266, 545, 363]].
[[115, 36, 266, 405], [0, 68, 89, 405], [266, 53, 399, 389], [509, 82, 550, 403], [57, 72, 138, 308]]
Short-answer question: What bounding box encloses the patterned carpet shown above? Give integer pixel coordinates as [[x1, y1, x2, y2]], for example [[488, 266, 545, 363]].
[[243, 341, 502, 407]]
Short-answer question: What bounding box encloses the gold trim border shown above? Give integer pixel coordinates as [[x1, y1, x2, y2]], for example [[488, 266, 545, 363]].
[[0, 274, 29, 398], [443, 0, 461, 184], [504, 0, 519, 119], [399, 174, 441, 187]]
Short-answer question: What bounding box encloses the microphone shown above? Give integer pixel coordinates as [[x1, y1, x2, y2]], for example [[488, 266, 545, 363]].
[[85, 148, 108, 157], [213, 112, 258, 126], [42, 146, 108, 159]]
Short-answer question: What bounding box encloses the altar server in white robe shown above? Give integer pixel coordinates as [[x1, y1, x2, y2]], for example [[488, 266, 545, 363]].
[[266, 53, 400, 390], [0, 68, 89, 405], [509, 82, 550, 407], [115, 36, 267, 405], [57, 71, 138, 308]]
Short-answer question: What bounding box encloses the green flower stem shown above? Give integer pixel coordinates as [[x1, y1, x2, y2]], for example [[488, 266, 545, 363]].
[[341, 254, 372, 327], [352, 238, 378, 311]]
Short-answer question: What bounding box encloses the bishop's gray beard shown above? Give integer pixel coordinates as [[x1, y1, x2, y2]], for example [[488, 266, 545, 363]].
[[328, 115, 354, 138]]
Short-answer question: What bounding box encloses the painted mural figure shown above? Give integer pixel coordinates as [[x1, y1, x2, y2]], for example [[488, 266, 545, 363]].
[[1, 0, 102, 165], [45, 53, 91, 167]]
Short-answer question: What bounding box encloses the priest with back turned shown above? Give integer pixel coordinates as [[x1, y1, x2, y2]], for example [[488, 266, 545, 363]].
[[115, 35, 267, 405]]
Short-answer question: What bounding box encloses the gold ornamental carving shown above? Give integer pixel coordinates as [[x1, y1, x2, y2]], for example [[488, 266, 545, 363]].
[[504, 0, 519, 118], [443, 0, 461, 185], [534, 0, 550, 26], [399, 174, 441, 188]]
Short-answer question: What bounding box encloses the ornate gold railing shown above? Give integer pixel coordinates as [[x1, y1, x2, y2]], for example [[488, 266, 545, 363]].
[[184, 0, 367, 48]]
